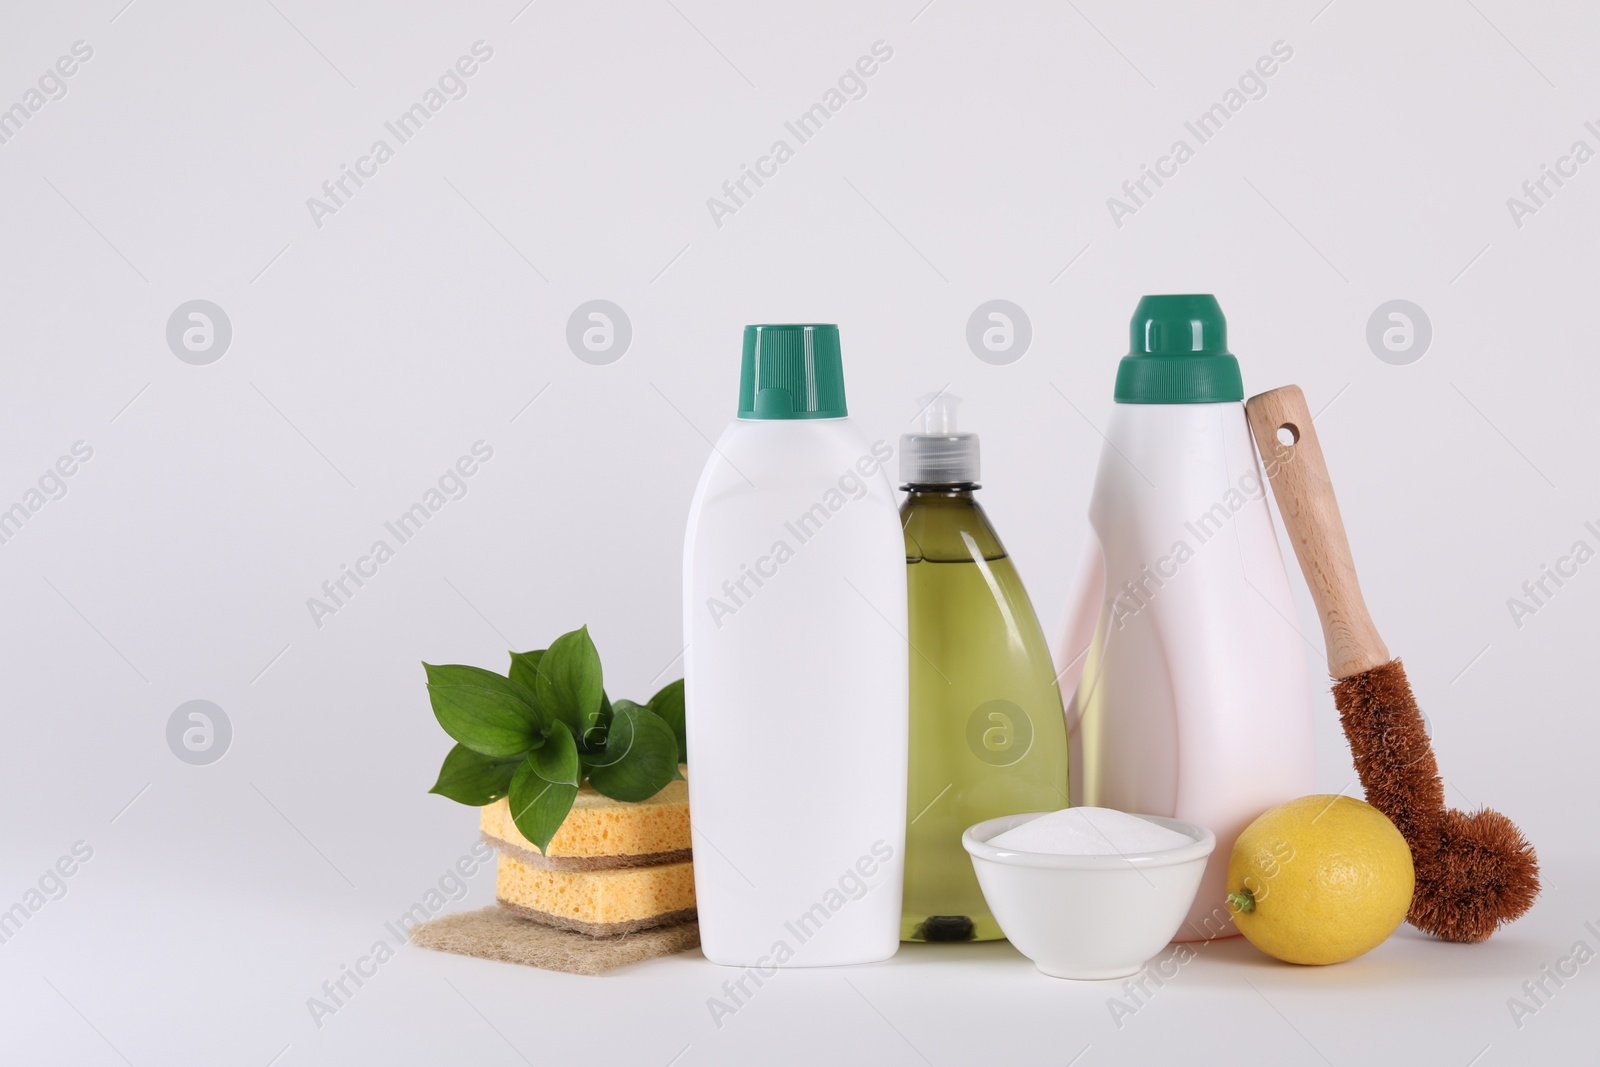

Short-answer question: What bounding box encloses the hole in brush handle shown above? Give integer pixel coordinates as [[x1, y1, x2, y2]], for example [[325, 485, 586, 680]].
[[1275, 423, 1299, 447]]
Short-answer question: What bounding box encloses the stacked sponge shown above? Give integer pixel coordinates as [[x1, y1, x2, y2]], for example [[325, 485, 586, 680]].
[[479, 770, 695, 936]]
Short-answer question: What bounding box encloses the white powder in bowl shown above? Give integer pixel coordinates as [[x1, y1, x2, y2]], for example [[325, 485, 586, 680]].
[[986, 807, 1193, 855]]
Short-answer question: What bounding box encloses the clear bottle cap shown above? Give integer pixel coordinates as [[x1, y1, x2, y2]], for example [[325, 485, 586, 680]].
[[900, 392, 980, 485]]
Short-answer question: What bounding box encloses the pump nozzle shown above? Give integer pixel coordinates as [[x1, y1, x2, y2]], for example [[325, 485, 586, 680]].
[[901, 391, 980, 486], [916, 391, 961, 434]]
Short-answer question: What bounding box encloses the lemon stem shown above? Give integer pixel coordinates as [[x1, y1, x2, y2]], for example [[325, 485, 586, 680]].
[[1227, 888, 1256, 914]]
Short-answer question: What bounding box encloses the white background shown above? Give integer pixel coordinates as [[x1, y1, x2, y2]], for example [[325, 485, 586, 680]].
[[2, 1, 1597, 1064]]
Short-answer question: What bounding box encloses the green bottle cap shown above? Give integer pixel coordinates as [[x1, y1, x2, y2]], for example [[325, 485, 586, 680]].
[[1114, 294, 1244, 404], [739, 324, 849, 419]]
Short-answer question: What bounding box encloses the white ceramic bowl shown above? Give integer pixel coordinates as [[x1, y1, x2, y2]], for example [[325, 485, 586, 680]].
[[963, 811, 1216, 980]]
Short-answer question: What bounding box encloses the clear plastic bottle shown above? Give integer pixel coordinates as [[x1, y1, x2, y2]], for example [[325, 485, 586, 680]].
[[899, 395, 1069, 942]]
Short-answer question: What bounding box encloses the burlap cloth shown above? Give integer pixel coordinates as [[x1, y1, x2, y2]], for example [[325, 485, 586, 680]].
[[410, 905, 700, 976]]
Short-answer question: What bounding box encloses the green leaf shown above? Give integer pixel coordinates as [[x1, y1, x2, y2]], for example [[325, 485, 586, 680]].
[[577, 693, 612, 772], [534, 626, 603, 735], [529, 722, 581, 787], [576, 690, 613, 753], [648, 678, 687, 764], [507, 649, 545, 699], [587, 704, 680, 802], [429, 744, 522, 805], [607, 698, 641, 721], [424, 663, 545, 757], [508, 755, 580, 854]]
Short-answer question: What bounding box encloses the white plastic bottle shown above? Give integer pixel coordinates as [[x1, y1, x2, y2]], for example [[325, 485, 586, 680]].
[[684, 324, 908, 967], [1054, 295, 1314, 941]]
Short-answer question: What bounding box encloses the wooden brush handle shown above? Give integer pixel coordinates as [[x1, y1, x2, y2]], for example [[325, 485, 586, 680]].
[[1245, 386, 1390, 679]]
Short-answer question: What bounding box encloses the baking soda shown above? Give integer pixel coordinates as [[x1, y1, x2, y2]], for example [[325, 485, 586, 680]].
[[987, 808, 1192, 855]]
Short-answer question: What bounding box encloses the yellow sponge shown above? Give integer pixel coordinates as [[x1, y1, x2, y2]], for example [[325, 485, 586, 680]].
[[479, 770, 689, 871], [495, 853, 696, 936]]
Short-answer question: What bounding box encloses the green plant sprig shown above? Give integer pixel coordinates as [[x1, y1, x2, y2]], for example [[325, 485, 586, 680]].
[[424, 625, 686, 853]]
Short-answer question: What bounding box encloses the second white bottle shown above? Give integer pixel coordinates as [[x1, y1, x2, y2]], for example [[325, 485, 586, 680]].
[[1055, 295, 1315, 941]]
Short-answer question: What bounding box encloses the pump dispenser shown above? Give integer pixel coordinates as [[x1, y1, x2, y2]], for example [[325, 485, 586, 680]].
[[898, 393, 1070, 942], [902, 392, 980, 485]]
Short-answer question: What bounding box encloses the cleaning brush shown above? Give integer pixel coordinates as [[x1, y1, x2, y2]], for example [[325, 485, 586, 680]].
[[1246, 385, 1539, 943]]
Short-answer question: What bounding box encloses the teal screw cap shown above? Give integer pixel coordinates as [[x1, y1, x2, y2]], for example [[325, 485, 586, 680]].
[[738, 324, 849, 419], [1114, 295, 1244, 404]]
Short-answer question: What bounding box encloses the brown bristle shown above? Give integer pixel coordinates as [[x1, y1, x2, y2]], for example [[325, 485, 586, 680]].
[[1332, 660, 1444, 849], [1410, 809, 1541, 943], [1331, 658, 1540, 943]]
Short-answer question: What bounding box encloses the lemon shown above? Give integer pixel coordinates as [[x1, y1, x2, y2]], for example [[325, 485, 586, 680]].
[[1226, 795, 1414, 965]]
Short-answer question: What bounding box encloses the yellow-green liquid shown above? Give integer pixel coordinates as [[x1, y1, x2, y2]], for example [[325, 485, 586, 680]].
[[901, 489, 1070, 942]]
